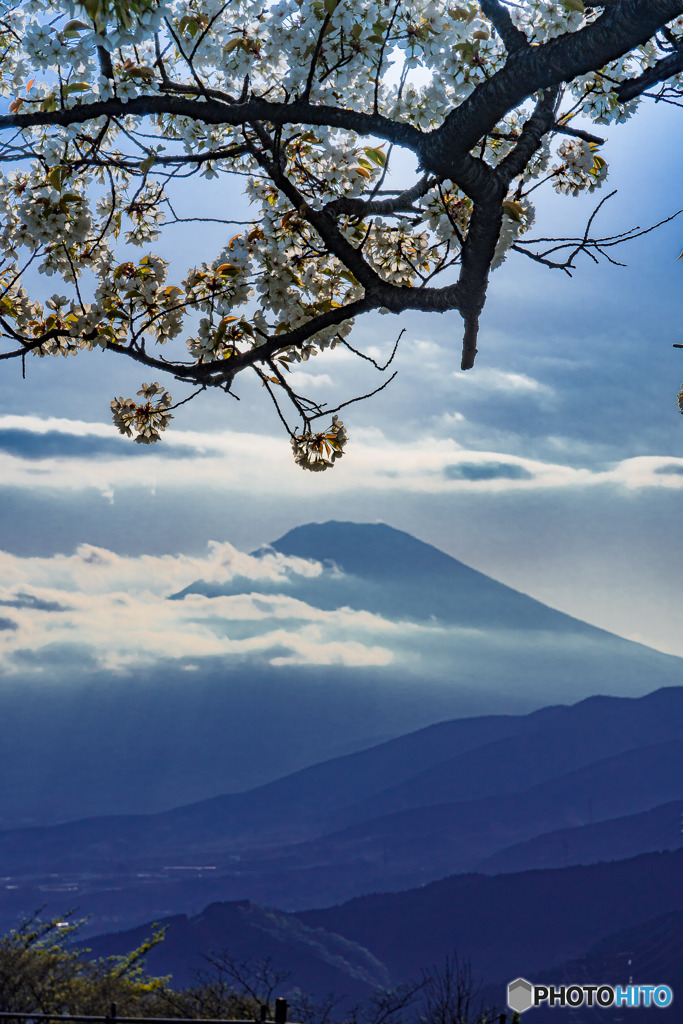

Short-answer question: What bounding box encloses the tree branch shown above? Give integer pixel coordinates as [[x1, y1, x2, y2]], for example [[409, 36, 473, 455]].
[[430, 0, 683, 175], [323, 174, 438, 218], [0, 94, 423, 153], [478, 0, 529, 54], [497, 87, 560, 185], [552, 122, 606, 145], [2, 0, 682, 451], [97, 46, 114, 81], [616, 40, 683, 102], [452, 199, 503, 368], [245, 125, 386, 294]]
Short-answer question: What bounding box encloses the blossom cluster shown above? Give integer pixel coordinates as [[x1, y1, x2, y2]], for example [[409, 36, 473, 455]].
[[551, 139, 608, 197], [111, 382, 173, 443], [491, 198, 535, 271], [291, 416, 348, 471]]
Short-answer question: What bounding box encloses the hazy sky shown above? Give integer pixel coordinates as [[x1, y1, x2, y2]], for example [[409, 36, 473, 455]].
[[1, 98, 682, 672]]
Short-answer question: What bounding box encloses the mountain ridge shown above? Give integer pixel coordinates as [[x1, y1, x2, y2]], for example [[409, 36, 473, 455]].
[[270, 521, 639, 636], [476, 797, 683, 873], [83, 848, 683, 1002], [2, 687, 681, 850], [1, 687, 682, 937], [297, 848, 683, 984]]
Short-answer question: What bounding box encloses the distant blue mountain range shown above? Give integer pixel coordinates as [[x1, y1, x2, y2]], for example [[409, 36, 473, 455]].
[[84, 848, 683, 1008], [0, 684, 681, 943]]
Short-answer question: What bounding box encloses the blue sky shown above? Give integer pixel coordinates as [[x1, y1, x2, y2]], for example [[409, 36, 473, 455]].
[[1, 98, 682, 681]]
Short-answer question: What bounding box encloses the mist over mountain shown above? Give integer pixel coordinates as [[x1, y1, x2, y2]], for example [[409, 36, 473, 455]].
[[258, 735, 683, 897], [3, 522, 682, 827], [86, 900, 392, 999]]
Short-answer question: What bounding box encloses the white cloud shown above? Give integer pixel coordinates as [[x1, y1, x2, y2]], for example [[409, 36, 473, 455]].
[[0, 414, 114, 437], [438, 411, 466, 426], [0, 415, 682, 503], [269, 632, 394, 667], [286, 371, 335, 391], [0, 541, 322, 596], [413, 338, 442, 356], [0, 543, 406, 674], [609, 456, 683, 489], [451, 367, 553, 394]]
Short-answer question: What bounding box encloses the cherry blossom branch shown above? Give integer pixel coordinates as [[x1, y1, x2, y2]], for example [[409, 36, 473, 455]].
[[433, 0, 683, 174], [2, 3, 680, 184], [498, 87, 560, 185], [0, 94, 424, 152], [552, 123, 606, 145], [616, 39, 683, 102], [478, 0, 530, 53], [324, 175, 438, 218], [1, 0, 683, 464], [244, 125, 386, 294]]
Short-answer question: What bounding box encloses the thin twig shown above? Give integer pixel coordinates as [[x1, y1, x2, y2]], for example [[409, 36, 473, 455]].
[[311, 371, 398, 420], [341, 329, 403, 371]]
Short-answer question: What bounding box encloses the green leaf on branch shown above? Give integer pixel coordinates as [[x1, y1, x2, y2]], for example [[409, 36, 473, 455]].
[[451, 6, 475, 22], [502, 200, 525, 222], [216, 263, 242, 277], [364, 146, 387, 167], [77, 0, 158, 31], [63, 18, 90, 36], [178, 14, 202, 36], [139, 154, 156, 174], [123, 65, 156, 80], [47, 166, 68, 191]]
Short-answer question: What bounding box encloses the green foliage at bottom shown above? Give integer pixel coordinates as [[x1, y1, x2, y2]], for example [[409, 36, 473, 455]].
[[0, 914, 502, 1024], [0, 912, 258, 1018]]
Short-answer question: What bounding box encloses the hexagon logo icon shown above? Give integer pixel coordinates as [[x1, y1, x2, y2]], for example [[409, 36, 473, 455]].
[[508, 977, 534, 1014]]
